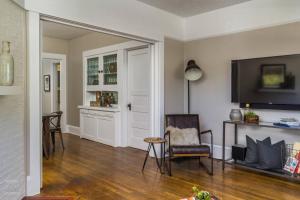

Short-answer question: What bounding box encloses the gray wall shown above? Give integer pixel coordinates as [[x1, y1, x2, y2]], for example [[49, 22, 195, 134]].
[[0, 0, 26, 199], [43, 36, 69, 55], [164, 37, 184, 114], [184, 22, 300, 146]]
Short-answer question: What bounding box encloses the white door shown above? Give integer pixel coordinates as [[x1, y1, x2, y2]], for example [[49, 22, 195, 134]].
[[127, 47, 151, 150]]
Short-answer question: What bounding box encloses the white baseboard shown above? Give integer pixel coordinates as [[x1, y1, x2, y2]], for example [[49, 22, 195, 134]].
[[62, 127, 232, 160], [66, 125, 80, 136], [26, 175, 40, 196], [202, 143, 232, 160]]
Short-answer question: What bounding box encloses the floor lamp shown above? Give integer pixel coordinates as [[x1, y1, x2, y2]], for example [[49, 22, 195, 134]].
[[185, 60, 203, 114]]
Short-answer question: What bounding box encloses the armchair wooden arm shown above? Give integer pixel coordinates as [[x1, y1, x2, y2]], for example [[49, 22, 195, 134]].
[[164, 130, 171, 152], [200, 129, 213, 158]]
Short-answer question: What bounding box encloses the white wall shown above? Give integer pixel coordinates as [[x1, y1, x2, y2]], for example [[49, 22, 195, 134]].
[[184, 0, 300, 41], [0, 0, 26, 199], [164, 37, 184, 114], [184, 22, 300, 151], [22, 0, 184, 41]]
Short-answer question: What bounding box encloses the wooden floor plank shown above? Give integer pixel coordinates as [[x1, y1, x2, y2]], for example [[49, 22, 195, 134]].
[[40, 134, 300, 200]]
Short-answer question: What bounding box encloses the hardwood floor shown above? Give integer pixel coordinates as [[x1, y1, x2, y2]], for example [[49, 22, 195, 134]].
[[41, 133, 300, 200]]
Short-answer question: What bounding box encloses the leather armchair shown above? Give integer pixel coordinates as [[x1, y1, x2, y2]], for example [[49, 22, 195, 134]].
[[164, 114, 213, 176]]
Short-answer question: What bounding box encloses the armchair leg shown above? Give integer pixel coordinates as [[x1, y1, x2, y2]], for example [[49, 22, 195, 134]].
[[210, 157, 214, 176], [168, 155, 172, 176]]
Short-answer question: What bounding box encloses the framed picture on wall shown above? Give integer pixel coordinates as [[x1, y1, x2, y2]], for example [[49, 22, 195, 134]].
[[44, 75, 50, 92], [261, 64, 286, 89]]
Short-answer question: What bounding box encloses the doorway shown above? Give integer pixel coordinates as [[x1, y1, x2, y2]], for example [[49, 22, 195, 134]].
[[42, 53, 67, 132], [27, 14, 164, 196]]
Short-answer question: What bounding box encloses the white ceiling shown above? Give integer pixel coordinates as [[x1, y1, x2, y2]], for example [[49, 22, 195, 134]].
[[42, 21, 94, 40], [136, 0, 251, 17]]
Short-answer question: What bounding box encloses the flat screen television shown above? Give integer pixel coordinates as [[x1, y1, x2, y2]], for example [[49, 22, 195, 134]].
[[231, 54, 300, 110]]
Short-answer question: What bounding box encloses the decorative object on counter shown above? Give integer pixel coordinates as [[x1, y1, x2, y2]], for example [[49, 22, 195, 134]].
[[90, 101, 100, 107], [0, 41, 14, 86], [105, 93, 113, 107], [229, 109, 242, 121], [96, 91, 101, 103], [102, 91, 118, 106], [243, 103, 259, 123], [279, 118, 300, 127], [244, 112, 259, 123], [44, 75, 50, 92]]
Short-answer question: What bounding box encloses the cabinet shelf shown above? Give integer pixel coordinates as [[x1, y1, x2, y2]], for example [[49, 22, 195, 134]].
[[0, 86, 22, 95]]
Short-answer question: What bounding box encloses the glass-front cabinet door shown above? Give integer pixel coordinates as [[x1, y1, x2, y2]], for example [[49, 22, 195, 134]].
[[85, 52, 118, 91], [103, 54, 117, 86], [87, 57, 99, 87]]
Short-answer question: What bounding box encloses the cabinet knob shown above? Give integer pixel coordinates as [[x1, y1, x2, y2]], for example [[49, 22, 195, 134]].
[[98, 70, 103, 73]]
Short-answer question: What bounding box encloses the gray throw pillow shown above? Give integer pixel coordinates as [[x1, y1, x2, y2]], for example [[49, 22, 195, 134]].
[[244, 135, 271, 164], [257, 140, 286, 170]]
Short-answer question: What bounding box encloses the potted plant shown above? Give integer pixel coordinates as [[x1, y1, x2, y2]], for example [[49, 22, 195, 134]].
[[244, 111, 259, 123], [192, 186, 211, 200]]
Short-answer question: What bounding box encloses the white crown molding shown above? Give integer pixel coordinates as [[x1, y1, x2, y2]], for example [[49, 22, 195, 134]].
[[18, 0, 185, 41], [184, 0, 300, 41]]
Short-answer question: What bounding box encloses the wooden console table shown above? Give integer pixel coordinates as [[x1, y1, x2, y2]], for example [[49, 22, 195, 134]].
[[222, 120, 300, 182]]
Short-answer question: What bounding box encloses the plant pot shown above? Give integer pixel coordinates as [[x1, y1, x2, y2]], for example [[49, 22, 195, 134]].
[[244, 115, 259, 124]]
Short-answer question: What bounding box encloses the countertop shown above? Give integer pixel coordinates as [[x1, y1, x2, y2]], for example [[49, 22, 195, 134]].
[[78, 105, 121, 112]]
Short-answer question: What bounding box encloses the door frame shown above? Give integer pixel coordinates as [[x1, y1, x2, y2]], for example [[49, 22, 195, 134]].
[[42, 53, 67, 132], [26, 12, 164, 196]]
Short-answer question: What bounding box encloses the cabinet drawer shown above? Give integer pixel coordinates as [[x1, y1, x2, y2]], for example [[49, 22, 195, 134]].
[[89, 110, 114, 118], [80, 109, 89, 114]]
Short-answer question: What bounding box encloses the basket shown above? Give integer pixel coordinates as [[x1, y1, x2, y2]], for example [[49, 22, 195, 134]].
[[284, 144, 300, 176]]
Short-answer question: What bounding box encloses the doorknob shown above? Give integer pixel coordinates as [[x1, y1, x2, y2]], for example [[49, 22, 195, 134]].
[[127, 103, 132, 111]]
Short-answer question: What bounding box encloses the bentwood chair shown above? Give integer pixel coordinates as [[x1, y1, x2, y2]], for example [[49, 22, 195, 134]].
[[164, 114, 213, 176], [49, 111, 64, 152]]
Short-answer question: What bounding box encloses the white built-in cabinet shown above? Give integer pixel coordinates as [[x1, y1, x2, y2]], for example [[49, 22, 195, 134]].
[[79, 41, 147, 148], [79, 43, 123, 147], [79, 108, 121, 147]]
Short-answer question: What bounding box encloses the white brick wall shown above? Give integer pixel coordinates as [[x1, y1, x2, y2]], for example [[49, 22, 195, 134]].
[[0, 0, 26, 199]]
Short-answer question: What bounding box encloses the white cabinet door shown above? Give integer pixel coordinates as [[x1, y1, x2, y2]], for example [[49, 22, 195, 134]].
[[101, 51, 118, 91], [97, 117, 115, 146], [86, 56, 101, 91], [81, 114, 98, 140]]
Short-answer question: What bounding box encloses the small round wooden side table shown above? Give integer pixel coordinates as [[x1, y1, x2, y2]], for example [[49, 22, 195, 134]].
[[142, 137, 166, 174]]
